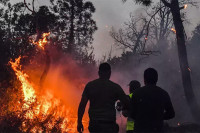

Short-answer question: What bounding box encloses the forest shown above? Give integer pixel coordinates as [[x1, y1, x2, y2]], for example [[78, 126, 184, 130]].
[[0, 0, 200, 132]]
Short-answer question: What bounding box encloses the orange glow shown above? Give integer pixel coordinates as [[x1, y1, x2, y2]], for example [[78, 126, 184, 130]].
[[184, 4, 188, 9], [9, 56, 36, 103], [31, 32, 50, 49], [9, 56, 83, 132], [171, 28, 176, 34], [8, 32, 89, 132]]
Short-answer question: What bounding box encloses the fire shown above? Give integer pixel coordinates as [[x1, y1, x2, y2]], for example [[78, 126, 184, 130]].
[[9, 56, 36, 103], [7, 32, 88, 132], [31, 32, 50, 49], [171, 28, 176, 34], [184, 4, 188, 9]]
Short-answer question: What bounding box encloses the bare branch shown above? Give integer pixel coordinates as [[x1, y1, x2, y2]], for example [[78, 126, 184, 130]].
[[161, 0, 171, 7], [24, 0, 35, 14]]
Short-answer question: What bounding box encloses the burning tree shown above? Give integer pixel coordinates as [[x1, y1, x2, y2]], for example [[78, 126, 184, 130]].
[[0, 32, 78, 132], [0, 0, 97, 80], [122, 0, 200, 122], [0, 0, 97, 132], [110, 3, 174, 55]]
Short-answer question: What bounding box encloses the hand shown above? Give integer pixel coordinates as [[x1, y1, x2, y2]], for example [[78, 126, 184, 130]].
[[122, 110, 129, 117], [77, 121, 84, 133]]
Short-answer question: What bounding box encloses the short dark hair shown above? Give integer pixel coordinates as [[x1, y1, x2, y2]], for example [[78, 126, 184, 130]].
[[99, 63, 111, 72], [129, 80, 141, 93], [144, 68, 158, 84]]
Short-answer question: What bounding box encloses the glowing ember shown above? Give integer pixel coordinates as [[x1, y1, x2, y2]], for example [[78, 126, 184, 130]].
[[9, 56, 36, 119], [171, 28, 176, 34], [32, 32, 50, 49], [184, 4, 188, 9]]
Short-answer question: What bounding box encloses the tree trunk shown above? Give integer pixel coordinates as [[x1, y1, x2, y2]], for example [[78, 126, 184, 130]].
[[68, 0, 75, 54], [39, 50, 50, 89], [170, 0, 200, 122]]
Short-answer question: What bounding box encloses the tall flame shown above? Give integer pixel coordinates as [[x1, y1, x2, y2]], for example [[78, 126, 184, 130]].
[[8, 32, 86, 132], [9, 56, 36, 103]]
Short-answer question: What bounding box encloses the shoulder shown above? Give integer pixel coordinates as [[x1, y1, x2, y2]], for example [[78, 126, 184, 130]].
[[109, 80, 122, 89], [155, 86, 170, 98], [156, 86, 168, 93], [134, 86, 145, 93], [133, 85, 167, 94], [86, 79, 99, 86]]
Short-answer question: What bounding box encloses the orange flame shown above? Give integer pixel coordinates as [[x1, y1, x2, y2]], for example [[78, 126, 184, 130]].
[[8, 32, 86, 132], [9, 56, 74, 131], [9, 30, 88, 133], [32, 32, 50, 50], [171, 28, 176, 34], [9, 56, 36, 103], [9, 56, 36, 119], [184, 4, 188, 9]]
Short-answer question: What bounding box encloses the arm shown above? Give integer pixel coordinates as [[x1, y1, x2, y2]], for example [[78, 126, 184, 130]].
[[130, 94, 137, 119], [164, 93, 175, 120], [122, 96, 131, 117], [77, 95, 88, 133], [122, 109, 129, 117], [117, 86, 130, 110]]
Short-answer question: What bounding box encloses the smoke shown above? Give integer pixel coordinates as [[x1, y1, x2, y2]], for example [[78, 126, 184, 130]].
[[20, 47, 98, 132], [108, 36, 200, 132], [17, 29, 200, 132]]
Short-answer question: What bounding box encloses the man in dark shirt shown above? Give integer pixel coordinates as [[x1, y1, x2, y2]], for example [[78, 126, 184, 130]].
[[131, 68, 175, 132], [77, 63, 129, 133]]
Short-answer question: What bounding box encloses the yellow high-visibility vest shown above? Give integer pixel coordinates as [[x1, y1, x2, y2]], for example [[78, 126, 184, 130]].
[[126, 93, 134, 131]]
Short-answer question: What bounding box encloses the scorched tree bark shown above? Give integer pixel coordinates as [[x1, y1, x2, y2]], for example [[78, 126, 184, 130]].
[[123, 0, 200, 122], [161, 0, 200, 122]]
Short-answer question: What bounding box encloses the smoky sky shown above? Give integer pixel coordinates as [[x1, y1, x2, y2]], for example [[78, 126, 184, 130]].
[[89, 0, 200, 60], [10, 0, 200, 60], [87, 0, 140, 60]]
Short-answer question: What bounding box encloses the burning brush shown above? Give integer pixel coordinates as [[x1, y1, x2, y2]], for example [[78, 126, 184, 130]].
[[6, 33, 82, 132], [31, 32, 51, 89]]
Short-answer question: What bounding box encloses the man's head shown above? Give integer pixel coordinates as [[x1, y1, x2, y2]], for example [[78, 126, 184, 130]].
[[98, 63, 111, 79], [144, 68, 158, 85], [129, 80, 141, 93]]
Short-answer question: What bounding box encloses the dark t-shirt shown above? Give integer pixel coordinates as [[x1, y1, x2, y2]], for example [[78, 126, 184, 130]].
[[82, 78, 127, 121], [131, 85, 175, 132]]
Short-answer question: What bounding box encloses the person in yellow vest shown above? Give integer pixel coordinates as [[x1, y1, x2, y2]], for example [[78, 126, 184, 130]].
[[126, 80, 141, 133]]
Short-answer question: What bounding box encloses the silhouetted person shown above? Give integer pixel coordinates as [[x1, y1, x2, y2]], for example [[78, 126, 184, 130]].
[[125, 80, 141, 133], [130, 68, 175, 132], [77, 63, 129, 133]]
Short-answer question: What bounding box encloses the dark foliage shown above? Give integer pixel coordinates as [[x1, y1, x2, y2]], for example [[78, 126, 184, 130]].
[[0, 0, 97, 132], [0, 0, 97, 82]]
